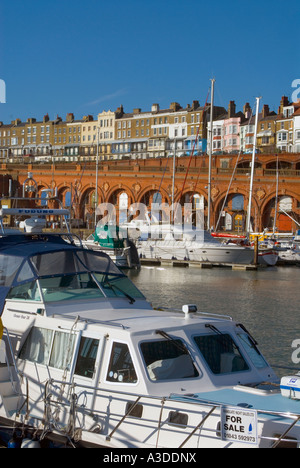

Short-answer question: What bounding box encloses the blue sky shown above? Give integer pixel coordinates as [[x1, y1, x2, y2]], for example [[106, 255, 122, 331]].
[[0, 0, 299, 123]]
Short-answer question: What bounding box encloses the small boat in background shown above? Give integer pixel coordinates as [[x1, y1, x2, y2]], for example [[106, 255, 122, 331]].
[[82, 223, 140, 269]]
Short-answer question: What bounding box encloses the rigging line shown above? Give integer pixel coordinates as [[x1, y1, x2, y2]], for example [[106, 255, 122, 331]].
[[192, 90, 211, 195], [71, 160, 88, 207], [153, 157, 170, 204], [210, 99, 255, 231], [215, 151, 242, 231], [176, 88, 211, 213]]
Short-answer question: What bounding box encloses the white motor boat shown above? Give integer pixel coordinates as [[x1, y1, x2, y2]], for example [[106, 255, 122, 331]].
[[0, 232, 299, 448], [272, 241, 300, 266], [137, 229, 255, 265], [277, 246, 300, 265]]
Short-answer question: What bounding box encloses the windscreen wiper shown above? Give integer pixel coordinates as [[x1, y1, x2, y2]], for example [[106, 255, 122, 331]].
[[205, 323, 240, 351], [236, 323, 262, 355], [155, 330, 188, 354], [205, 324, 223, 336], [104, 280, 136, 304]]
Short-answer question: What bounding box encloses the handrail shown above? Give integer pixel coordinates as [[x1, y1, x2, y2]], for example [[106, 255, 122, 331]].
[[2, 327, 29, 414], [44, 377, 300, 448], [3, 327, 21, 388]]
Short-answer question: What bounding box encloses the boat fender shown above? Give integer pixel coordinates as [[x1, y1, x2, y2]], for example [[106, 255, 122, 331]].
[[21, 437, 41, 448], [7, 433, 22, 448]]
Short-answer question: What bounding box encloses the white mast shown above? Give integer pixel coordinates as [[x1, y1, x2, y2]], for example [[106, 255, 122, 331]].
[[273, 153, 279, 235], [94, 126, 100, 227], [207, 78, 215, 231], [246, 96, 261, 234], [171, 139, 176, 224]]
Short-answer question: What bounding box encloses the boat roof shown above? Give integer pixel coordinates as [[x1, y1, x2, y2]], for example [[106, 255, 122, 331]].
[[45, 300, 232, 334], [0, 233, 77, 257], [0, 233, 236, 333], [0, 233, 124, 294]]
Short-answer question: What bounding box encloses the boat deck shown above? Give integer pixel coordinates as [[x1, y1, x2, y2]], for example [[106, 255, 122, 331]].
[[173, 387, 300, 416]]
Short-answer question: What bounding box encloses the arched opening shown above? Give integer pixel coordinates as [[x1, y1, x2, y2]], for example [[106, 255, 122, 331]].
[[215, 193, 246, 233], [107, 189, 132, 224], [266, 160, 292, 170], [119, 192, 129, 224], [80, 188, 102, 229], [139, 190, 164, 207], [237, 160, 262, 171], [262, 195, 297, 233], [177, 191, 207, 227]]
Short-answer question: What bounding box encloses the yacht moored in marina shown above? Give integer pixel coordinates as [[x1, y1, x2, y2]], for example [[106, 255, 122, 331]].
[[137, 229, 255, 265], [0, 232, 299, 448]]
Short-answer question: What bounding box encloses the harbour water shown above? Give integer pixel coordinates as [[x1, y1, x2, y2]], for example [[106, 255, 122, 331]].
[[128, 265, 300, 376]]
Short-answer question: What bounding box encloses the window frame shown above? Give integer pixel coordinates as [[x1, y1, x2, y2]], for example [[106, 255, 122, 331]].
[[105, 340, 139, 386], [139, 337, 200, 383], [74, 335, 101, 380], [18, 325, 77, 372], [193, 332, 250, 376]]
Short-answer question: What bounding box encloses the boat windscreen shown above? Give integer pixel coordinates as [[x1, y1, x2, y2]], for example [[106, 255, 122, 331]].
[[0, 254, 24, 287], [30, 249, 121, 277]]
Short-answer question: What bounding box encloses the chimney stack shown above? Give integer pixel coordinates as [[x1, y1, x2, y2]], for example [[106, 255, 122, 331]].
[[66, 113, 74, 122], [243, 102, 252, 119], [169, 102, 181, 112], [278, 96, 289, 115], [262, 104, 270, 118], [151, 103, 160, 113], [228, 100, 236, 118]]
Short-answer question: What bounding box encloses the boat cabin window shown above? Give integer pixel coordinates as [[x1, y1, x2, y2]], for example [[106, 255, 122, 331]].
[[140, 339, 199, 381], [0, 254, 24, 287], [7, 280, 41, 302], [194, 333, 249, 375], [31, 249, 121, 278], [4, 248, 145, 303], [19, 326, 76, 370], [49, 330, 76, 370], [236, 332, 268, 369], [94, 273, 145, 300], [19, 327, 53, 365], [39, 273, 105, 302], [74, 337, 100, 379], [106, 342, 138, 384]]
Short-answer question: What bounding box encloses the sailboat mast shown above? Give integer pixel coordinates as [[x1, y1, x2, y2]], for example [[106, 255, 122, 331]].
[[171, 139, 176, 224], [246, 96, 261, 234], [207, 78, 215, 231], [273, 153, 279, 235], [95, 127, 99, 227]]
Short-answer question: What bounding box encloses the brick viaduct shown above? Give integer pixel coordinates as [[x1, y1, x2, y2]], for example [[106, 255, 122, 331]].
[[0, 153, 299, 233]]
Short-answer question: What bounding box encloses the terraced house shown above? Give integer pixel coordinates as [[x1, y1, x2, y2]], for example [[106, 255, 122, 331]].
[[0, 96, 300, 161]]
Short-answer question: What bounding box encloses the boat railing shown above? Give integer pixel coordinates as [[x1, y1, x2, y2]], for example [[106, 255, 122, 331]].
[[50, 313, 128, 330], [154, 306, 233, 321], [2, 327, 30, 417], [43, 377, 300, 448], [0, 196, 72, 235]]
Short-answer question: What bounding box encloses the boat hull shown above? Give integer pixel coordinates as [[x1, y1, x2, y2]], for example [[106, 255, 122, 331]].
[[258, 249, 279, 266], [138, 240, 254, 264]]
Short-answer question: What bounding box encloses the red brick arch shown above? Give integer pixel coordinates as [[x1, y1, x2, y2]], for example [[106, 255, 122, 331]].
[[2, 153, 299, 232]]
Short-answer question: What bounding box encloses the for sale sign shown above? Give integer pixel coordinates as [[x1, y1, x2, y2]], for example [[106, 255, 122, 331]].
[[221, 406, 258, 446]]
